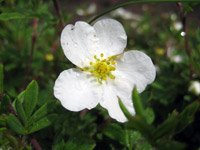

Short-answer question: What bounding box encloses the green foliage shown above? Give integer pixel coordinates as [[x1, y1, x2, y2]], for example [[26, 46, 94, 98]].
[[28, 114, 56, 134], [156, 139, 186, 150], [15, 92, 27, 125], [0, 64, 3, 94], [152, 111, 179, 140], [118, 97, 132, 120], [2, 80, 56, 136], [119, 87, 199, 149], [0, 95, 10, 114], [23, 80, 38, 117], [182, 2, 200, 13], [0, 12, 31, 21], [89, 0, 197, 23], [29, 101, 55, 123], [144, 107, 155, 124], [0, 0, 200, 149], [6, 114, 26, 135], [53, 138, 95, 150], [175, 101, 200, 133], [103, 123, 153, 150], [103, 123, 127, 146], [132, 87, 145, 119], [190, 28, 200, 76]]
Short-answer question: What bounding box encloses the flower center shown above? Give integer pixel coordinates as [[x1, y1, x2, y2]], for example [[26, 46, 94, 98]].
[[83, 53, 116, 83]]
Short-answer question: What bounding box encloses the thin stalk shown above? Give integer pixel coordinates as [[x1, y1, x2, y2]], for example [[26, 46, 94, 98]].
[[177, 3, 193, 78], [29, 19, 37, 70], [89, 0, 198, 24], [23, 18, 38, 88], [52, 0, 64, 29], [30, 137, 42, 150], [178, 3, 191, 56]]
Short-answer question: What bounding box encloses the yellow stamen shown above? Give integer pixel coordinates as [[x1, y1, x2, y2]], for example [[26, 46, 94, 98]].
[[83, 53, 116, 83]]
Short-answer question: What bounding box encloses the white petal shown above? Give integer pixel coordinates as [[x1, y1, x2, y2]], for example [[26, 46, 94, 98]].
[[60, 22, 99, 68], [100, 83, 135, 123], [115, 50, 156, 93], [93, 19, 127, 57], [54, 69, 101, 111]]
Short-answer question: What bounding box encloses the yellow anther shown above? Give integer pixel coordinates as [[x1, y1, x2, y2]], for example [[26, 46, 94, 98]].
[[83, 53, 116, 83], [102, 76, 107, 80], [109, 74, 115, 79], [109, 66, 116, 71]]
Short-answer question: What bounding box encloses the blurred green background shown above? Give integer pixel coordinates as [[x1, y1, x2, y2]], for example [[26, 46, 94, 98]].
[[0, 0, 200, 149]]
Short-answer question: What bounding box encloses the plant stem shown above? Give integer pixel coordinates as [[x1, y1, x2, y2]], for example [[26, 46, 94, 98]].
[[52, 0, 64, 29], [89, 0, 198, 24], [177, 3, 193, 78], [30, 137, 42, 150], [178, 3, 191, 56], [28, 18, 38, 70], [23, 18, 38, 87]]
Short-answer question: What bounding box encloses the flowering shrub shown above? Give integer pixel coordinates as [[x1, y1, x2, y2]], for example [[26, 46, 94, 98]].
[[0, 0, 200, 149], [54, 19, 156, 122]]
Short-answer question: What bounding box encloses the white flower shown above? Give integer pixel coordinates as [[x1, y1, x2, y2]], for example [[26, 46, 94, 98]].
[[167, 47, 183, 63], [171, 55, 183, 63], [189, 81, 200, 96], [173, 21, 182, 31], [54, 19, 156, 122]]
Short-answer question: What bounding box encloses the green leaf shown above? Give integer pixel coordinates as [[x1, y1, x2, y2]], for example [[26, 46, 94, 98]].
[[15, 97, 27, 126], [103, 123, 142, 149], [6, 114, 26, 135], [132, 87, 145, 118], [144, 108, 155, 124], [152, 111, 178, 140], [0, 95, 10, 114], [118, 97, 132, 120], [0, 64, 3, 94], [135, 140, 153, 150], [127, 131, 143, 149], [64, 138, 95, 150], [103, 123, 126, 145], [0, 127, 6, 132], [4, 134, 19, 148], [13, 90, 25, 110], [17, 91, 26, 103], [127, 116, 154, 140], [0, 115, 6, 126], [156, 139, 185, 150], [176, 101, 200, 133], [53, 138, 95, 150], [29, 101, 55, 124], [182, 2, 200, 14], [23, 80, 38, 117], [28, 114, 56, 134], [0, 12, 30, 21]]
